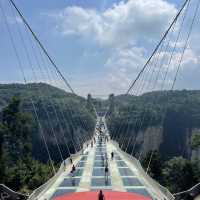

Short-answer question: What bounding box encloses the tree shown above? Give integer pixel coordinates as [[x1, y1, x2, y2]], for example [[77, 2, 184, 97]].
[[0, 123, 7, 182], [142, 151, 163, 182], [191, 133, 200, 150], [0, 97, 56, 193], [2, 97, 33, 162], [162, 157, 197, 193]]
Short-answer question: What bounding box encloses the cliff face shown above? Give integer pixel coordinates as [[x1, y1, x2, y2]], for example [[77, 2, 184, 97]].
[[107, 90, 200, 161], [129, 125, 200, 160], [138, 126, 163, 155]]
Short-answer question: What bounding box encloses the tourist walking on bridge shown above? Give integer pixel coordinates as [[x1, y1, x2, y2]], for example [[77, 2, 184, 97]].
[[105, 164, 109, 182], [70, 157, 73, 164], [71, 164, 76, 177], [98, 190, 105, 200], [111, 152, 114, 160]]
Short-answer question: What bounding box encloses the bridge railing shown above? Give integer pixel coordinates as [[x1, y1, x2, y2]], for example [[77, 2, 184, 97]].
[[173, 182, 200, 199], [0, 184, 28, 200], [28, 142, 89, 200], [111, 140, 175, 200]]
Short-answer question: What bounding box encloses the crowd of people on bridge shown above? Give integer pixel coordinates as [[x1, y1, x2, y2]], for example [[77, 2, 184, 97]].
[[95, 118, 116, 184], [66, 117, 115, 200]]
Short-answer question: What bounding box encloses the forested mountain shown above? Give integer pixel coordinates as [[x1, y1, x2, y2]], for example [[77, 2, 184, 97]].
[[107, 90, 200, 159], [1, 85, 200, 194], [106, 90, 200, 192], [0, 83, 96, 193]]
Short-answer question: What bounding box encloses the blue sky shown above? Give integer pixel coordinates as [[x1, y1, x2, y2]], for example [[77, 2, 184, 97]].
[[0, 0, 199, 97]]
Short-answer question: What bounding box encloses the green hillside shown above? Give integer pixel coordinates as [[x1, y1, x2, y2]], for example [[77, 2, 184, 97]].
[[0, 83, 96, 193], [0, 83, 96, 161]]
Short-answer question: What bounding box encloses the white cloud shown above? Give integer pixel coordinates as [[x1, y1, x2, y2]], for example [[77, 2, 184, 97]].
[[52, 0, 177, 48], [143, 47, 200, 91], [105, 47, 145, 69], [46, 0, 200, 95], [104, 47, 146, 92], [47, 0, 180, 95], [181, 48, 200, 67], [159, 47, 200, 72], [2, 15, 23, 25]]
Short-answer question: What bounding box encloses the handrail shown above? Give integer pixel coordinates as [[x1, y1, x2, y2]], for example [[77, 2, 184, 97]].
[[28, 141, 90, 200], [173, 182, 200, 199], [111, 140, 175, 200], [0, 184, 28, 199]]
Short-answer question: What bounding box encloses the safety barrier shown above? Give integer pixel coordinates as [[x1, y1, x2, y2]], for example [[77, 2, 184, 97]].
[[111, 140, 175, 200], [174, 182, 200, 199], [28, 141, 89, 200], [0, 184, 28, 200]]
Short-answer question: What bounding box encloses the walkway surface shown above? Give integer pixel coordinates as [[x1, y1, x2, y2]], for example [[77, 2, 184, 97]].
[[37, 118, 171, 200], [195, 195, 200, 200], [54, 191, 151, 200]]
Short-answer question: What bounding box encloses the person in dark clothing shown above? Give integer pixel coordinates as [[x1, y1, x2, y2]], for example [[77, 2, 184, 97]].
[[111, 152, 114, 160], [98, 190, 105, 200], [72, 164, 76, 171], [71, 164, 76, 177], [105, 165, 109, 182]]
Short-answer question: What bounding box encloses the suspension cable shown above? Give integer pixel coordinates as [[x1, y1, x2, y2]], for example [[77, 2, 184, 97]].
[[8, 2, 65, 162], [126, 0, 190, 94], [8, 0, 75, 94], [27, 31, 73, 156], [117, 0, 190, 160], [8, 0, 94, 154], [0, 0, 56, 173], [146, 0, 198, 173]]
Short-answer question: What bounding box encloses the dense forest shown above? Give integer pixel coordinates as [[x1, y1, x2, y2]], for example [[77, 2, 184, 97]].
[[0, 83, 96, 193], [106, 90, 200, 193]]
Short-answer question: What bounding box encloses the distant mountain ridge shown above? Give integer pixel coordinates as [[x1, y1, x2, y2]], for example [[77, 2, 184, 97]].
[[0, 83, 84, 107]]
